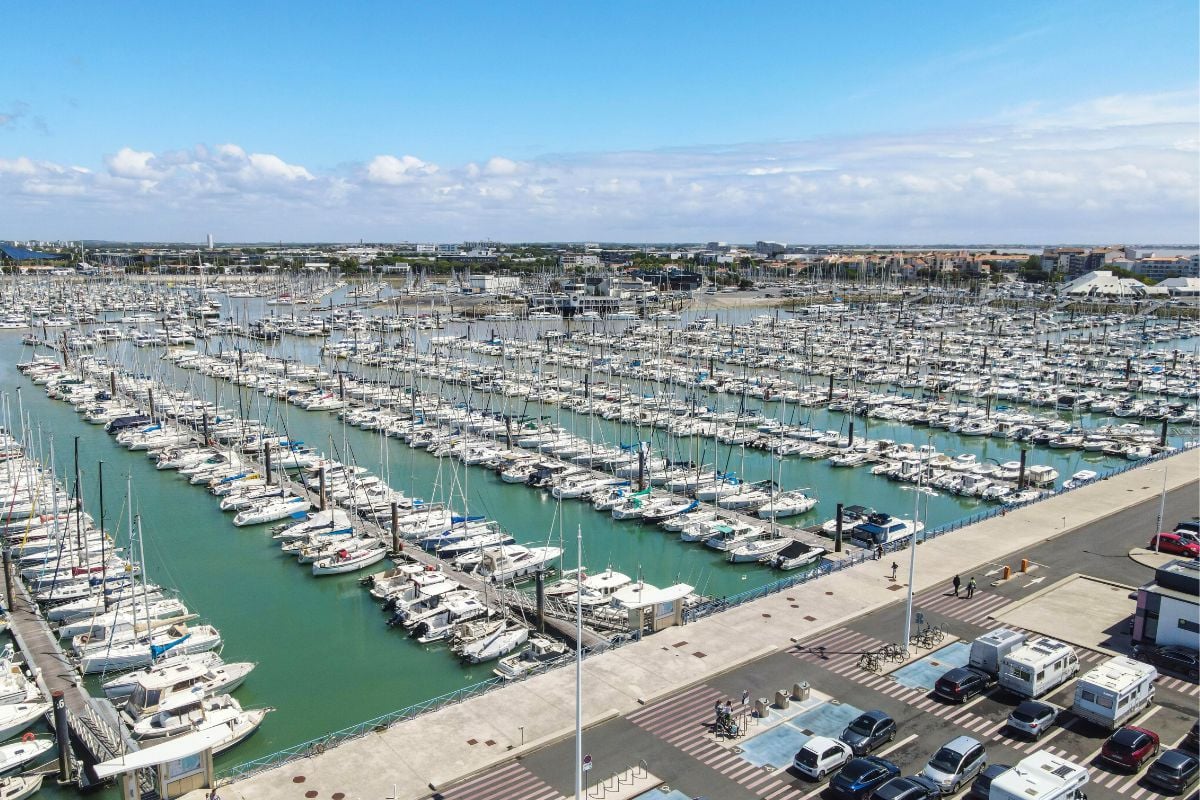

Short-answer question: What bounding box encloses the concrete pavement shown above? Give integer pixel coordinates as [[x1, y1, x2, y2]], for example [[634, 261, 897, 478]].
[[221, 448, 1199, 800]]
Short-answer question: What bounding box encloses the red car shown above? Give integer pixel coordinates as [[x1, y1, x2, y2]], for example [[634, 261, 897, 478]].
[[1101, 726, 1160, 771], [1148, 533, 1200, 557]]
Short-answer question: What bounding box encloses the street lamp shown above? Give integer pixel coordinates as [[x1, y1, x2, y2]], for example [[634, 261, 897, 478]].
[[901, 437, 932, 652]]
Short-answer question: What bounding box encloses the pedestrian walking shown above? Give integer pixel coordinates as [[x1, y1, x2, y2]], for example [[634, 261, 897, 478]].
[[741, 689, 750, 706], [890, 561, 899, 581], [967, 577, 977, 599], [714, 699, 722, 726], [875, 545, 883, 561], [952, 575, 961, 597]]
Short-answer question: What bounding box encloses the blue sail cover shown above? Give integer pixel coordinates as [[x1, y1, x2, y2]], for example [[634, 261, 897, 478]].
[[150, 633, 191, 659]]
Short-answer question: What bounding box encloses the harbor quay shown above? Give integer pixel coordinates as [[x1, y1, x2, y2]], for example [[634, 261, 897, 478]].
[[221, 448, 1198, 800]]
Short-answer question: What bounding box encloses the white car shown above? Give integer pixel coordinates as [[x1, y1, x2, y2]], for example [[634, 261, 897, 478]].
[[793, 735, 853, 780]]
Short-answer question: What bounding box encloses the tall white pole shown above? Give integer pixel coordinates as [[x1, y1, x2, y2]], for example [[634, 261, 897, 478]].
[[575, 522, 583, 800], [902, 445, 925, 650], [1154, 460, 1168, 552]]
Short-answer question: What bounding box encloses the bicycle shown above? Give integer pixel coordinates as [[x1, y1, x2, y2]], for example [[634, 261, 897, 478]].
[[881, 642, 907, 663], [858, 651, 881, 673]]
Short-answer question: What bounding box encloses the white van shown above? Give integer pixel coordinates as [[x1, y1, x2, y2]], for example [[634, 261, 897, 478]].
[[1071, 655, 1157, 730], [998, 637, 1079, 698], [989, 751, 1088, 800], [970, 629, 1027, 678]]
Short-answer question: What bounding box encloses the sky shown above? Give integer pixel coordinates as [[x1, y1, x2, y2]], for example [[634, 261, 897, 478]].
[[1, 0, 1197, 244]]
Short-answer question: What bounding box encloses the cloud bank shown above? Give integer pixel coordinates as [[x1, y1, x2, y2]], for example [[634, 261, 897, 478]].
[[1, 91, 1195, 243]]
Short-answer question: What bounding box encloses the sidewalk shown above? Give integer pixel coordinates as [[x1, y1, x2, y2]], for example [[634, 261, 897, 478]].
[[223, 449, 1199, 800]]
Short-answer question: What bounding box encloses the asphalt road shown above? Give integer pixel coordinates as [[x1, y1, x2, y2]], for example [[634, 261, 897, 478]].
[[432, 483, 1200, 800]]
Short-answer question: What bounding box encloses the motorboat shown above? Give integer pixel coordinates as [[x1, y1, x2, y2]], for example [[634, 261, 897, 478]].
[[768, 541, 827, 571], [1062, 470, 1098, 490], [131, 694, 271, 754], [0, 775, 42, 800], [756, 490, 817, 519], [119, 660, 256, 724], [458, 625, 529, 664], [727, 535, 792, 563], [493, 635, 570, 680], [0, 703, 48, 741], [0, 737, 52, 775], [472, 545, 562, 584]]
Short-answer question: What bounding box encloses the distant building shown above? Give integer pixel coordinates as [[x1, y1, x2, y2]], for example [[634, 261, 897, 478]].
[[1133, 558, 1199, 649], [559, 254, 601, 268], [1131, 255, 1197, 281], [436, 243, 461, 256], [755, 241, 787, 257], [1061, 270, 1148, 299], [466, 274, 521, 293], [206, 233, 214, 249]]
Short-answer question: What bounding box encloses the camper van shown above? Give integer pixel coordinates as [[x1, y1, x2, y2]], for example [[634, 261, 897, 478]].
[[970, 629, 1027, 678], [998, 637, 1079, 698], [1072, 655, 1157, 730], [988, 752, 1088, 800]]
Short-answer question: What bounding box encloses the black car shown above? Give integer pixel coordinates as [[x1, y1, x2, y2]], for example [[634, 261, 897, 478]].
[[841, 710, 898, 755], [1135, 644, 1200, 681], [967, 764, 1010, 800], [870, 775, 940, 800], [1146, 749, 1199, 794], [830, 756, 901, 800], [933, 667, 992, 704]]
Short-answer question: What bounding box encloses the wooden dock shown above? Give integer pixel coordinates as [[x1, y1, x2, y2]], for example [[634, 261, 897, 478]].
[[0, 561, 135, 788]]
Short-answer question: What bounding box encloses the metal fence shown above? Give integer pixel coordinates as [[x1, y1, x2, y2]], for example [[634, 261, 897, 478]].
[[218, 443, 1194, 782]]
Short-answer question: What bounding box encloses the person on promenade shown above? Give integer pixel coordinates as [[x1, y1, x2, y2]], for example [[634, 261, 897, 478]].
[[952, 575, 961, 597], [890, 562, 899, 581], [967, 577, 977, 598]]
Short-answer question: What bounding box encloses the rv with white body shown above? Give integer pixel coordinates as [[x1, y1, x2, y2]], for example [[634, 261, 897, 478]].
[[998, 637, 1079, 698], [988, 752, 1088, 800], [970, 628, 1027, 678], [1071, 655, 1157, 730]]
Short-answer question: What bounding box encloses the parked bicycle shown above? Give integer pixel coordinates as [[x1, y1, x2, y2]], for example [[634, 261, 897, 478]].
[[858, 651, 881, 673]]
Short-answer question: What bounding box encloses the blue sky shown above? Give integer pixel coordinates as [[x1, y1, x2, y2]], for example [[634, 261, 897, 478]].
[[1, 1, 1196, 242]]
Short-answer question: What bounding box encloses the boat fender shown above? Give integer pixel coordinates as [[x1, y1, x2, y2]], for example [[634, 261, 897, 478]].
[[21, 733, 34, 742], [424, 565, 435, 571]]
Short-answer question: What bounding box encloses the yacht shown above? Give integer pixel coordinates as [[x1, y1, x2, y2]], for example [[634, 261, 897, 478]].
[[472, 545, 562, 583], [493, 635, 570, 680]]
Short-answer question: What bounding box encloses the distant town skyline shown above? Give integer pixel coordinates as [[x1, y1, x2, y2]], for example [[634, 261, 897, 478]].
[[1, 1, 1196, 243]]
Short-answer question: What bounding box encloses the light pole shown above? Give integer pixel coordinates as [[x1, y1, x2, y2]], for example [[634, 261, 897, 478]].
[[901, 440, 930, 652], [1153, 460, 1168, 553]]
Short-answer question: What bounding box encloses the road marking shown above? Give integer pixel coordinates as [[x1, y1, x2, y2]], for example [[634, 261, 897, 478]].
[[1030, 725, 1067, 750], [799, 781, 829, 800], [878, 733, 919, 757], [1023, 577, 1045, 587], [985, 567, 1003, 576]]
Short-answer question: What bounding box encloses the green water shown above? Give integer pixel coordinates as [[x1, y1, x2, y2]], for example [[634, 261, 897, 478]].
[[2, 307, 1196, 795]]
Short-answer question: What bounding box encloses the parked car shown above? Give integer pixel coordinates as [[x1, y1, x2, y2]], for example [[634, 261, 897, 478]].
[[870, 775, 940, 800], [830, 756, 901, 799], [1100, 725, 1160, 771], [1006, 699, 1059, 740], [1174, 518, 1200, 538], [921, 736, 988, 794], [1186, 719, 1199, 752], [933, 667, 992, 704], [793, 736, 854, 780], [1149, 532, 1200, 557], [1133, 644, 1200, 681], [1145, 749, 1199, 794], [967, 763, 1010, 800], [841, 710, 898, 755]]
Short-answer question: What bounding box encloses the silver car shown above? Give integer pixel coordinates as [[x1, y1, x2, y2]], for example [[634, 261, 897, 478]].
[[1006, 700, 1058, 740], [922, 736, 988, 795]]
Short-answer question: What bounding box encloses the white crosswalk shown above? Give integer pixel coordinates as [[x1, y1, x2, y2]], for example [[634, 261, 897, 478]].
[[626, 683, 817, 799], [434, 760, 564, 800], [910, 586, 1014, 625]]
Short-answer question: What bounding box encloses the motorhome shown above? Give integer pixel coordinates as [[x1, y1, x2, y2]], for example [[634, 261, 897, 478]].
[[988, 752, 1088, 800], [998, 637, 1079, 698], [1071, 655, 1157, 730], [969, 629, 1027, 678]]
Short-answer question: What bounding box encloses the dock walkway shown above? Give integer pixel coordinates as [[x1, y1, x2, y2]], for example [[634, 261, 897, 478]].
[[0, 561, 135, 787]]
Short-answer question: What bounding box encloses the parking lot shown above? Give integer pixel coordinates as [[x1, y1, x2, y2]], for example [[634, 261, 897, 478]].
[[434, 483, 1199, 800]]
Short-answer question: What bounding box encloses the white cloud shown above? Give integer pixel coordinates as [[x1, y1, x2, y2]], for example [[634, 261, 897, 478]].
[[106, 147, 163, 180], [365, 154, 438, 185], [1, 89, 1196, 242]]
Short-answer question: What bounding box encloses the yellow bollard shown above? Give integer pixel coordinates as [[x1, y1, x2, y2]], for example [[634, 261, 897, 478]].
[[1021, 559, 1030, 573], [1003, 565, 1011, 580]]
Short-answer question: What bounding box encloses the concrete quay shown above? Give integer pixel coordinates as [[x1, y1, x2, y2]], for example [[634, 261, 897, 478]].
[[220, 447, 1198, 800]]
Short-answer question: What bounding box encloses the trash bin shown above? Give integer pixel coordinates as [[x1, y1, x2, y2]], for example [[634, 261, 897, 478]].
[[774, 689, 790, 710], [792, 681, 810, 701], [753, 697, 770, 719]]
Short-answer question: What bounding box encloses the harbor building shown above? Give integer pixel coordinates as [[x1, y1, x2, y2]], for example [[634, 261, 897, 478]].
[[1132, 558, 1200, 649]]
